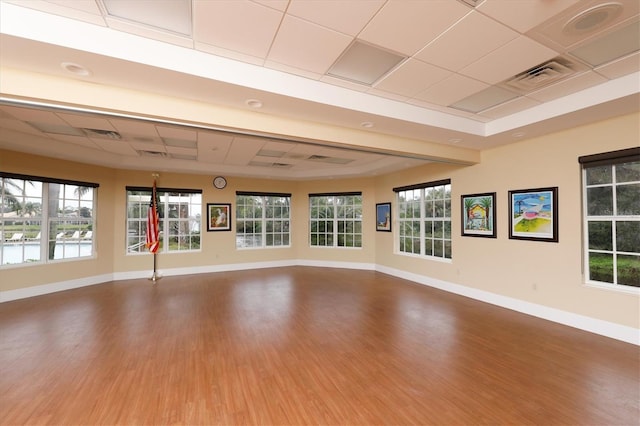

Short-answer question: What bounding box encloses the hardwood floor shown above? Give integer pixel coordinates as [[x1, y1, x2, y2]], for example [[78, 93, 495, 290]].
[[1, 267, 638, 425]]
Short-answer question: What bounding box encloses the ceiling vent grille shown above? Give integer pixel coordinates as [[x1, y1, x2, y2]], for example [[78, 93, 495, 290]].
[[501, 57, 582, 93], [138, 150, 167, 158], [82, 128, 122, 140]]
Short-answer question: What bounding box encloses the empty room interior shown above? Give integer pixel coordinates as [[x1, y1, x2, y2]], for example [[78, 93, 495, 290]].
[[0, 0, 639, 424]]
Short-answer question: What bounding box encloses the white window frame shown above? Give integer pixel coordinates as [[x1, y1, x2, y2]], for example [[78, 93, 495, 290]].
[[309, 193, 362, 248], [1, 172, 97, 267], [236, 192, 291, 249], [395, 179, 452, 260], [126, 187, 202, 254], [580, 148, 640, 292]]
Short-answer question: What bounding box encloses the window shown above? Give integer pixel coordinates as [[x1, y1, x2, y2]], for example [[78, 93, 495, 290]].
[[0, 172, 97, 266], [236, 192, 291, 248], [309, 193, 362, 248], [395, 180, 451, 259], [580, 148, 640, 289], [126, 187, 201, 253]]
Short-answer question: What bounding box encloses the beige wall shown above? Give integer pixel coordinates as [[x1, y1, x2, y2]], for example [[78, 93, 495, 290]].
[[375, 112, 640, 328], [1, 112, 638, 330]]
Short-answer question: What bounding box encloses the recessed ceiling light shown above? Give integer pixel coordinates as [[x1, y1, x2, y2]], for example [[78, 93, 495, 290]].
[[361, 121, 374, 128], [512, 131, 526, 138], [246, 99, 263, 108], [328, 40, 406, 86], [61, 62, 91, 76], [448, 138, 462, 144]]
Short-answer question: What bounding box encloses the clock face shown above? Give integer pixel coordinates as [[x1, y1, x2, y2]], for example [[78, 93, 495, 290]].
[[213, 176, 227, 189]]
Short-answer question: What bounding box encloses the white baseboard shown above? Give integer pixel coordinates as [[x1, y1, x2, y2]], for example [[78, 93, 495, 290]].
[[2, 261, 637, 346], [0, 273, 113, 302], [376, 265, 640, 346]]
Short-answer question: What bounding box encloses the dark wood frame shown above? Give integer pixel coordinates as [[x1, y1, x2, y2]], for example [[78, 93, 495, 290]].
[[376, 202, 392, 232], [461, 192, 496, 238], [508, 187, 558, 242], [207, 203, 231, 232]]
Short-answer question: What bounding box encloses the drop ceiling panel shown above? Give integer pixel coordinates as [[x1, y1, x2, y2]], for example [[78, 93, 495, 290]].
[[193, 1, 282, 58], [110, 118, 160, 137], [253, 0, 289, 13], [478, 96, 541, 120], [224, 136, 263, 165], [287, 0, 384, 36], [415, 11, 519, 72], [526, 71, 608, 102], [56, 112, 116, 130], [359, 0, 469, 56], [412, 74, 488, 107], [374, 59, 451, 97], [156, 125, 197, 141], [1, 106, 66, 124], [268, 15, 352, 74], [92, 139, 138, 155], [459, 36, 558, 85], [595, 51, 640, 79], [477, 0, 580, 33]]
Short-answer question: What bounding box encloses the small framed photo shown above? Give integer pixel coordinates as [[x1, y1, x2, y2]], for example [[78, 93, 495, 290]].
[[461, 192, 496, 238], [376, 202, 392, 232], [508, 187, 558, 242], [207, 203, 231, 232]]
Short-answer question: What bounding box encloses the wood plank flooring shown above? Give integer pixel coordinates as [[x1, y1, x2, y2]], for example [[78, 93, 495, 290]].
[[1, 267, 638, 425]]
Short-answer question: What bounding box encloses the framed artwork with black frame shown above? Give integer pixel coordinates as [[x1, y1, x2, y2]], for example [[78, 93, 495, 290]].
[[461, 192, 496, 238], [376, 202, 392, 232], [207, 203, 231, 232], [508, 187, 558, 242]]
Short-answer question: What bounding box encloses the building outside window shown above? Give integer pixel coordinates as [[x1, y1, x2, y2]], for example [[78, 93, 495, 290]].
[[580, 148, 640, 289], [395, 179, 451, 259], [236, 192, 291, 248], [309, 192, 362, 248], [0, 172, 97, 266], [126, 187, 201, 253]]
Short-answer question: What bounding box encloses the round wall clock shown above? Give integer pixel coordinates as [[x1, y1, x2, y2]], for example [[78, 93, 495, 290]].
[[213, 176, 227, 189]]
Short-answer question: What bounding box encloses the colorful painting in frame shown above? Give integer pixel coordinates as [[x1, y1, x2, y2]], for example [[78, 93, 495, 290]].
[[207, 203, 231, 231], [461, 192, 496, 238], [376, 202, 391, 232], [508, 187, 558, 242]]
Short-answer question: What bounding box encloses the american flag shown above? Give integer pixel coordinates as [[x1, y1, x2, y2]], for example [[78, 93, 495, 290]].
[[145, 180, 160, 254]]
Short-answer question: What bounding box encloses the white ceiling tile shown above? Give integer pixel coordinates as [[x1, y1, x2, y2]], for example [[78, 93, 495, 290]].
[[110, 118, 160, 138], [595, 51, 640, 79], [413, 74, 488, 106], [193, 0, 282, 58], [478, 0, 580, 33], [252, 0, 289, 12], [56, 113, 116, 130], [478, 96, 541, 119], [459, 36, 559, 85], [224, 136, 263, 165], [92, 139, 138, 156], [374, 59, 451, 97], [359, 0, 470, 55], [287, 0, 384, 36], [195, 41, 265, 66], [416, 11, 518, 72], [166, 146, 197, 156], [104, 16, 193, 48], [0, 106, 66, 124], [526, 71, 608, 102], [268, 15, 353, 74], [156, 126, 197, 141], [264, 60, 324, 80], [129, 141, 167, 152]]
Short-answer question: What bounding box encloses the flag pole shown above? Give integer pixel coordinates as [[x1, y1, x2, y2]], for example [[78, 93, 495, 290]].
[[149, 173, 161, 283]]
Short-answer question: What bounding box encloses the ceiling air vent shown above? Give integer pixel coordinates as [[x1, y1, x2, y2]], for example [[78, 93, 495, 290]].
[[82, 128, 122, 140], [501, 57, 582, 94], [138, 150, 167, 158]]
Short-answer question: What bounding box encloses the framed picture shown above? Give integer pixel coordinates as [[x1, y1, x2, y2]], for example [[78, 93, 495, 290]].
[[461, 192, 496, 238], [376, 202, 392, 232], [207, 203, 231, 232], [509, 187, 558, 242]]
